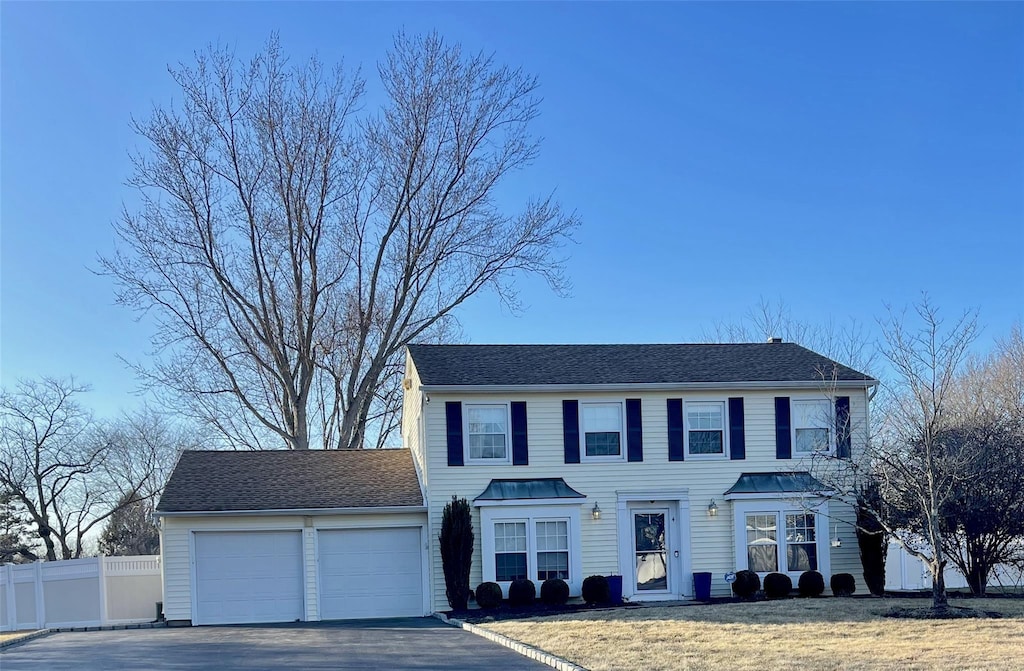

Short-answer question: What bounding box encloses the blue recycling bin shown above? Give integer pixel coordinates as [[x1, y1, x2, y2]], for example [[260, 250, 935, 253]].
[[693, 572, 713, 601], [607, 574, 623, 605]]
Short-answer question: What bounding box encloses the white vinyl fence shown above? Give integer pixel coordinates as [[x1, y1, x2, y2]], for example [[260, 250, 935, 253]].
[[1, 555, 161, 631], [885, 542, 1024, 592]]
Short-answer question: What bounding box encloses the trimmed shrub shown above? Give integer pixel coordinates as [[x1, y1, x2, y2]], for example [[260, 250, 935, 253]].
[[540, 578, 570, 606], [831, 572, 857, 597], [763, 572, 793, 599], [439, 496, 474, 610], [475, 582, 502, 609], [731, 569, 760, 599], [798, 571, 825, 597], [508, 578, 537, 607], [582, 575, 611, 604]]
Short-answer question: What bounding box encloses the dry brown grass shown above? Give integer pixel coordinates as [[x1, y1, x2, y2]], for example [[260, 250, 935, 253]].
[[0, 631, 37, 644], [481, 598, 1024, 671]]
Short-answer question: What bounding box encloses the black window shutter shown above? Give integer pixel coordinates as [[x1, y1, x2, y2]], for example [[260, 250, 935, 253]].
[[775, 397, 792, 460], [626, 398, 643, 462], [562, 400, 580, 464], [667, 398, 684, 461], [511, 401, 529, 465], [728, 397, 745, 460], [835, 396, 852, 459], [446, 401, 464, 466]]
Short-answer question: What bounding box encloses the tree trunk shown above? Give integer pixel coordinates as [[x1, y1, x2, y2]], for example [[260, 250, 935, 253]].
[[967, 563, 988, 597], [931, 562, 948, 611]]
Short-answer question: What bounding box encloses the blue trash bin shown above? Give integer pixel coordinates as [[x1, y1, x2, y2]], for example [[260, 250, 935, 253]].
[[607, 575, 623, 605], [693, 572, 713, 601]]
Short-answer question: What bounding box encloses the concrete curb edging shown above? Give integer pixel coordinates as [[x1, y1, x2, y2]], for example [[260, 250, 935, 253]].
[[434, 613, 588, 671], [0, 629, 52, 650]]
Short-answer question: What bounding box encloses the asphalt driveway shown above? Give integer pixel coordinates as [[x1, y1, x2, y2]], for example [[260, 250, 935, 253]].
[[0, 618, 552, 671]]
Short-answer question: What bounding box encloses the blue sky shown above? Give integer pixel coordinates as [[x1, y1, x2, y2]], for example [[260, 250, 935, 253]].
[[2, 2, 1022, 417]]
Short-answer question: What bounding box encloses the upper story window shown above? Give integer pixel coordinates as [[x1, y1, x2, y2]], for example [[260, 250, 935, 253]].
[[792, 399, 832, 454], [581, 402, 623, 459], [465, 403, 510, 462], [685, 401, 726, 457]]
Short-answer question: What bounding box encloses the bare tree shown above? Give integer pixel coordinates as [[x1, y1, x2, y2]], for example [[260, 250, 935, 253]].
[[703, 297, 878, 376], [810, 297, 980, 611], [0, 379, 178, 561], [103, 33, 578, 451]]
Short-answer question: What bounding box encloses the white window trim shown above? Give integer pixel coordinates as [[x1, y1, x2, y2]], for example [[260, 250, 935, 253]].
[[683, 399, 729, 460], [463, 402, 512, 465], [580, 400, 627, 462], [480, 504, 583, 597], [791, 397, 835, 456], [732, 499, 832, 579]]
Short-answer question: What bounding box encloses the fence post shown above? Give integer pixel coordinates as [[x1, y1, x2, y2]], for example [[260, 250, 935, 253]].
[[33, 560, 45, 629], [97, 556, 108, 626], [3, 564, 14, 631]]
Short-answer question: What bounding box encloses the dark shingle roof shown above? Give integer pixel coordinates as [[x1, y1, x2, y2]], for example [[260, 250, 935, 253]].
[[724, 472, 827, 495], [156, 449, 423, 513], [408, 343, 874, 387]]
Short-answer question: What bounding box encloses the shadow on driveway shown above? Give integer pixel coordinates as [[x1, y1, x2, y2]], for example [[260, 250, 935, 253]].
[[0, 618, 551, 670]]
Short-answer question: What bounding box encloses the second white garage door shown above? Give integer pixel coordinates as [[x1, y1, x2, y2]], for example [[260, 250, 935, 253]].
[[193, 530, 304, 625], [318, 527, 424, 619]]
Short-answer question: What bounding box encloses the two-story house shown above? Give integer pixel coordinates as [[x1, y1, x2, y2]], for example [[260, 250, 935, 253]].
[[156, 340, 875, 626]]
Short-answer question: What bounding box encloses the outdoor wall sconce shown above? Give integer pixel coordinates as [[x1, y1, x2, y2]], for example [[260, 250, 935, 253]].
[[707, 500, 718, 517], [592, 502, 602, 520], [831, 524, 842, 548]]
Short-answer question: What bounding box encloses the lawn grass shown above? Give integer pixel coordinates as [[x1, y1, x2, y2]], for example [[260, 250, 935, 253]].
[[0, 631, 37, 645], [480, 597, 1024, 671]]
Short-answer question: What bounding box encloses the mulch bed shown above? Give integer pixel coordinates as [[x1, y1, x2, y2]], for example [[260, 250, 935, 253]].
[[447, 601, 643, 624], [883, 606, 1004, 619]]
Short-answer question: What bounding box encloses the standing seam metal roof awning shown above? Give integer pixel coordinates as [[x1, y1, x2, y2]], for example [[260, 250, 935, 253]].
[[724, 472, 827, 495], [474, 478, 586, 501]]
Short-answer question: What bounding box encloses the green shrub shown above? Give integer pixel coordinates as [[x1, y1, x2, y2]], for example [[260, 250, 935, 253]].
[[508, 578, 536, 607], [475, 582, 502, 609], [731, 570, 760, 598], [582, 575, 610, 604], [763, 572, 793, 599], [798, 571, 825, 597], [831, 572, 857, 597], [439, 496, 474, 610], [540, 578, 570, 606]]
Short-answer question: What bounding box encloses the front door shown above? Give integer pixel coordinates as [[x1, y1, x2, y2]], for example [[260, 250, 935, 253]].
[[633, 509, 670, 593]]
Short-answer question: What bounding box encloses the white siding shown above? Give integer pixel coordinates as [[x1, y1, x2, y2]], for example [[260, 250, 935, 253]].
[[160, 511, 427, 624], [418, 388, 870, 611]]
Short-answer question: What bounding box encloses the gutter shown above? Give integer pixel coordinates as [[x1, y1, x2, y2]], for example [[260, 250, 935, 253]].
[[155, 505, 427, 518]]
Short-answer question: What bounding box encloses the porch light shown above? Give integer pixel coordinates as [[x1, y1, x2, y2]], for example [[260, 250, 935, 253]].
[[831, 524, 842, 548], [592, 502, 602, 520], [707, 500, 718, 517]]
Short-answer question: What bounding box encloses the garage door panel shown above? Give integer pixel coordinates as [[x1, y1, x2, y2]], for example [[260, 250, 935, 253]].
[[318, 528, 423, 619], [194, 531, 303, 625]]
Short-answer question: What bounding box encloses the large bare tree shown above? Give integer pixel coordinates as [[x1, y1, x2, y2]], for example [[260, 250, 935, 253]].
[[103, 33, 577, 451], [0, 378, 165, 560]]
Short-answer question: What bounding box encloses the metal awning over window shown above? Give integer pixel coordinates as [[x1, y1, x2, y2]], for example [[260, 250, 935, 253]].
[[474, 478, 586, 502], [724, 472, 827, 497]]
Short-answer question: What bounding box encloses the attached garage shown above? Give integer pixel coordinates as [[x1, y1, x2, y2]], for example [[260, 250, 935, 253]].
[[193, 530, 304, 625], [318, 527, 424, 620], [157, 449, 427, 626]]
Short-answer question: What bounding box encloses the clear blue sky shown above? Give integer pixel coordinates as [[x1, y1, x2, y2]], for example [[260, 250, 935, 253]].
[[2, 2, 1022, 417]]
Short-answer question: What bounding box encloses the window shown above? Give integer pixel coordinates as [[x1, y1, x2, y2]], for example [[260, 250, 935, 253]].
[[482, 507, 580, 590], [535, 521, 569, 580], [786, 513, 818, 571], [494, 522, 527, 581], [737, 506, 826, 575], [466, 404, 509, 461], [792, 399, 832, 454], [746, 514, 778, 573], [686, 401, 725, 456], [581, 402, 623, 458]]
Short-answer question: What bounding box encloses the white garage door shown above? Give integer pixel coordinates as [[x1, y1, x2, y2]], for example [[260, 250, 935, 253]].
[[318, 527, 424, 619], [193, 530, 304, 625]]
